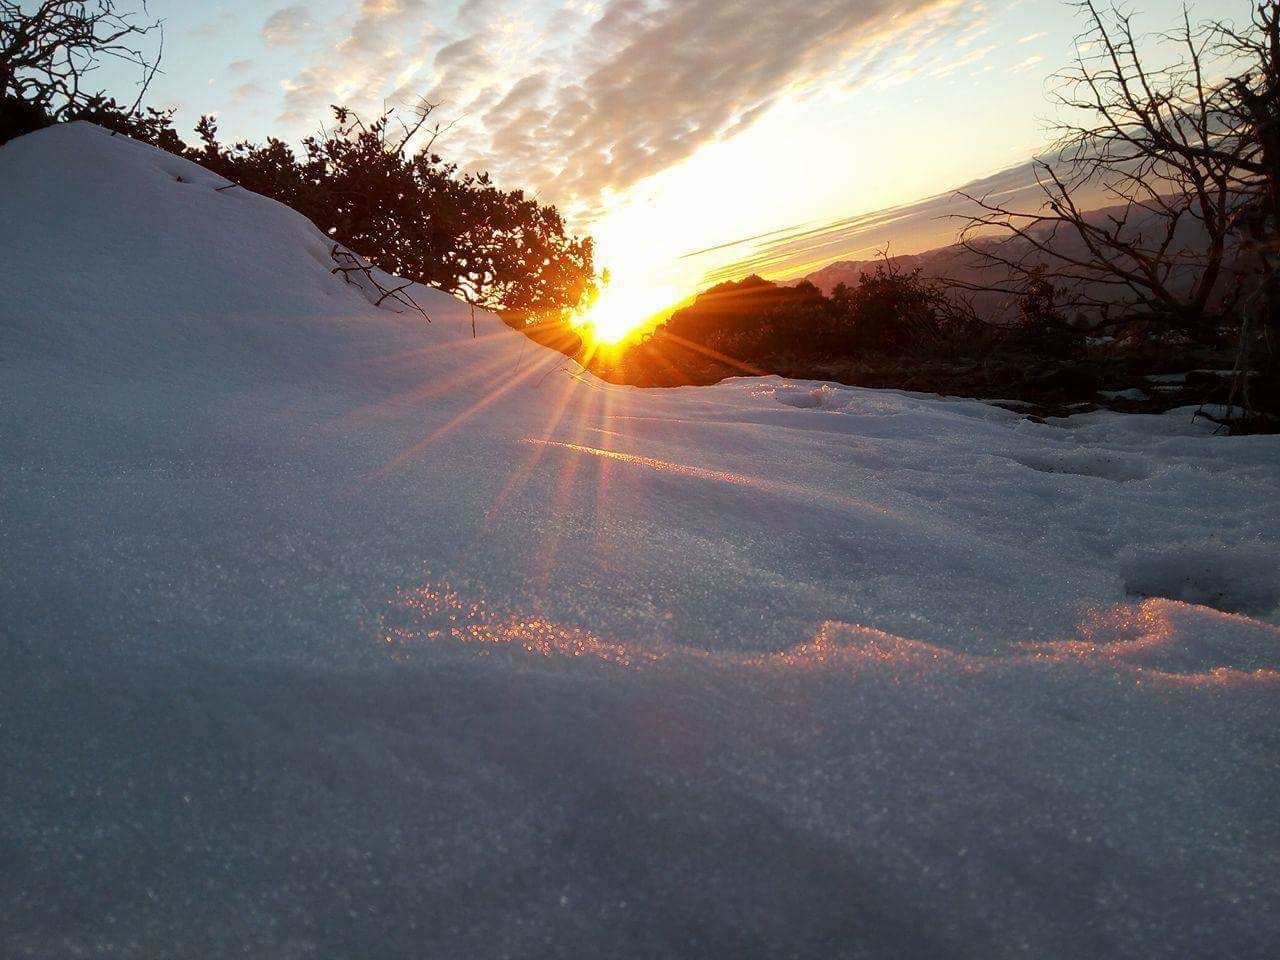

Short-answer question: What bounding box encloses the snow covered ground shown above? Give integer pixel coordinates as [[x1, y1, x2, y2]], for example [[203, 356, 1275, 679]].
[[3, 123, 1278, 958]]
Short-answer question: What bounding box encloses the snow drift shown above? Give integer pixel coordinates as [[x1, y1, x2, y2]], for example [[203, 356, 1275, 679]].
[[3, 123, 1279, 958]]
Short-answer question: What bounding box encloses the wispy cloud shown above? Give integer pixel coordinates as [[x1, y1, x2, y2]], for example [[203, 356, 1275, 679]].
[[192, 11, 237, 41], [929, 42, 999, 78], [232, 81, 267, 103], [278, 0, 434, 126], [1009, 54, 1045, 73], [262, 5, 317, 48], [272, 0, 990, 215]]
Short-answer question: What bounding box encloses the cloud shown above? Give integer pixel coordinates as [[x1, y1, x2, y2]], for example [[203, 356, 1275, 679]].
[[192, 11, 236, 41], [262, 5, 316, 47], [952, 2, 991, 48], [276, 0, 978, 215], [929, 42, 998, 78], [1009, 54, 1045, 74], [1017, 31, 1047, 43], [232, 81, 267, 103], [494, 0, 969, 212], [686, 157, 1048, 284], [339, 0, 427, 56], [278, 0, 433, 125]]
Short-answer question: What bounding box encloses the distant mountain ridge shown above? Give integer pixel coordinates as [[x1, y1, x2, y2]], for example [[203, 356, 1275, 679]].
[[793, 198, 1238, 321]]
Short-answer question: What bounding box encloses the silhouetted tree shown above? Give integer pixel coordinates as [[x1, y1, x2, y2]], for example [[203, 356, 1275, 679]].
[[955, 0, 1280, 421], [1, 1, 160, 122], [189, 108, 595, 315], [1010, 266, 1083, 354], [842, 261, 946, 353], [954, 2, 1255, 337]]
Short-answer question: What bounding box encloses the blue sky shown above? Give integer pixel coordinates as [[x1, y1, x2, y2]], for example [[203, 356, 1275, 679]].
[[99, 0, 1245, 297]]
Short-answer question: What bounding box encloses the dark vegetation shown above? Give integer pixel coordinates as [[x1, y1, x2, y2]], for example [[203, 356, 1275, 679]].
[[1, 1, 594, 315], [598, 268, 985, 385], [592, 266, 1244, 419], [591, 0, 1280, 430]]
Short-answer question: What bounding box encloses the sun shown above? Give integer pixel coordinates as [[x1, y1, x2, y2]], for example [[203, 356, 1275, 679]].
[[572, 278, 678, 345]]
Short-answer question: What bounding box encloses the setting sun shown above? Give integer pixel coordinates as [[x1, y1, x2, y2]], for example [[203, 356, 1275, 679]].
[[572, 277, 679, 345]]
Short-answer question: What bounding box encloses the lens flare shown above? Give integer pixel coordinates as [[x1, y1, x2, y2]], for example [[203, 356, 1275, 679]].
[[573, 279, 678, 344]]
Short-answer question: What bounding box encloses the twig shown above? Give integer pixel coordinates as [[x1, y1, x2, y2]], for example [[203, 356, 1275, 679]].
[[329, 243, 431, 322]]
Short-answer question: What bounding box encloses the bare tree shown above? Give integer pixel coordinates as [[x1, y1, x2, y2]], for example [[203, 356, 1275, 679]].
[[1, 1, 161, 118], [1209, 4, 1280, 420], [952, 1, 1280, 348]]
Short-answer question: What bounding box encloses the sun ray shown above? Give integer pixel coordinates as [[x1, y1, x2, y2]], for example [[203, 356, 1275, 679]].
[[373, 347, 565, 476], [657, 332, 770, 379], [528, 381, 600, 597], [523, 438, 902, 519], [484, 366, 587, 523], [640, 337, 700, 387]]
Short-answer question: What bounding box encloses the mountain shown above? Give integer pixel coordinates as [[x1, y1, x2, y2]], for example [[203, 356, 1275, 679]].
[[799, 199, 1237, 322], [4, 123, 1278, 958]]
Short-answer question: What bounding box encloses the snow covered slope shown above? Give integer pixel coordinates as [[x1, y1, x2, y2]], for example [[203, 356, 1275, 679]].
[[3, 123, 1279, 958]]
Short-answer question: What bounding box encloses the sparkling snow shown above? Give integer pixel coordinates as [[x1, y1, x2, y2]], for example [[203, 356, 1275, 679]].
[[3, 124, 1279, 958]]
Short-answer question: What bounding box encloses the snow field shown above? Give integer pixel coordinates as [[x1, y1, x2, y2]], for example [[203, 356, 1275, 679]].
[[2, 123, 1278, 958]]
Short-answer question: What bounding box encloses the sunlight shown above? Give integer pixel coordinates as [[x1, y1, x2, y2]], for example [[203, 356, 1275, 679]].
[[571, 277, 679, 345], [565, 188, 703, 346]]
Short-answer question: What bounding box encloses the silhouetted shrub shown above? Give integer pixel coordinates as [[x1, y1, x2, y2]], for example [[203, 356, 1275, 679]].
[[649, 260, 985, 367], [0, 94, 48, 143], [840, 262, 945, 353], [185, 109, 595, 315], [1007, 268, 1085, 355]]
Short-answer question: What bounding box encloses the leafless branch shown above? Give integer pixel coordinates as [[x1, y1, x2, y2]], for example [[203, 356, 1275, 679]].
[[1, 1, 163, 119], [330, 243, 431, 322]]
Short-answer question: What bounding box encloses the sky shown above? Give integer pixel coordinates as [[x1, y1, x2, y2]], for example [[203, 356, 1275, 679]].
[[98, 0, 1243, 307]]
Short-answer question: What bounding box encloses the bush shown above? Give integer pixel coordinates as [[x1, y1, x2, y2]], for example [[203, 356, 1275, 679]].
[[0, 93, 48, 143], [1006, 267, 1084, 355], [184, 109, 595, 315], [837, 263, 946, 353], [647, 260, 986, 369]]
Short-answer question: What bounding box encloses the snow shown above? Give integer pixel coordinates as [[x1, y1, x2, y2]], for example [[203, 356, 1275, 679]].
[[1099, 387, 1148, 401], [3, 123, 1279, 958]]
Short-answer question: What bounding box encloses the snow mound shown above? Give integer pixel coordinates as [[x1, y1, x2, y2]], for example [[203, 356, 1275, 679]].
[[1024, 597, 1280, 677], [3, 124, 1279, 958]]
